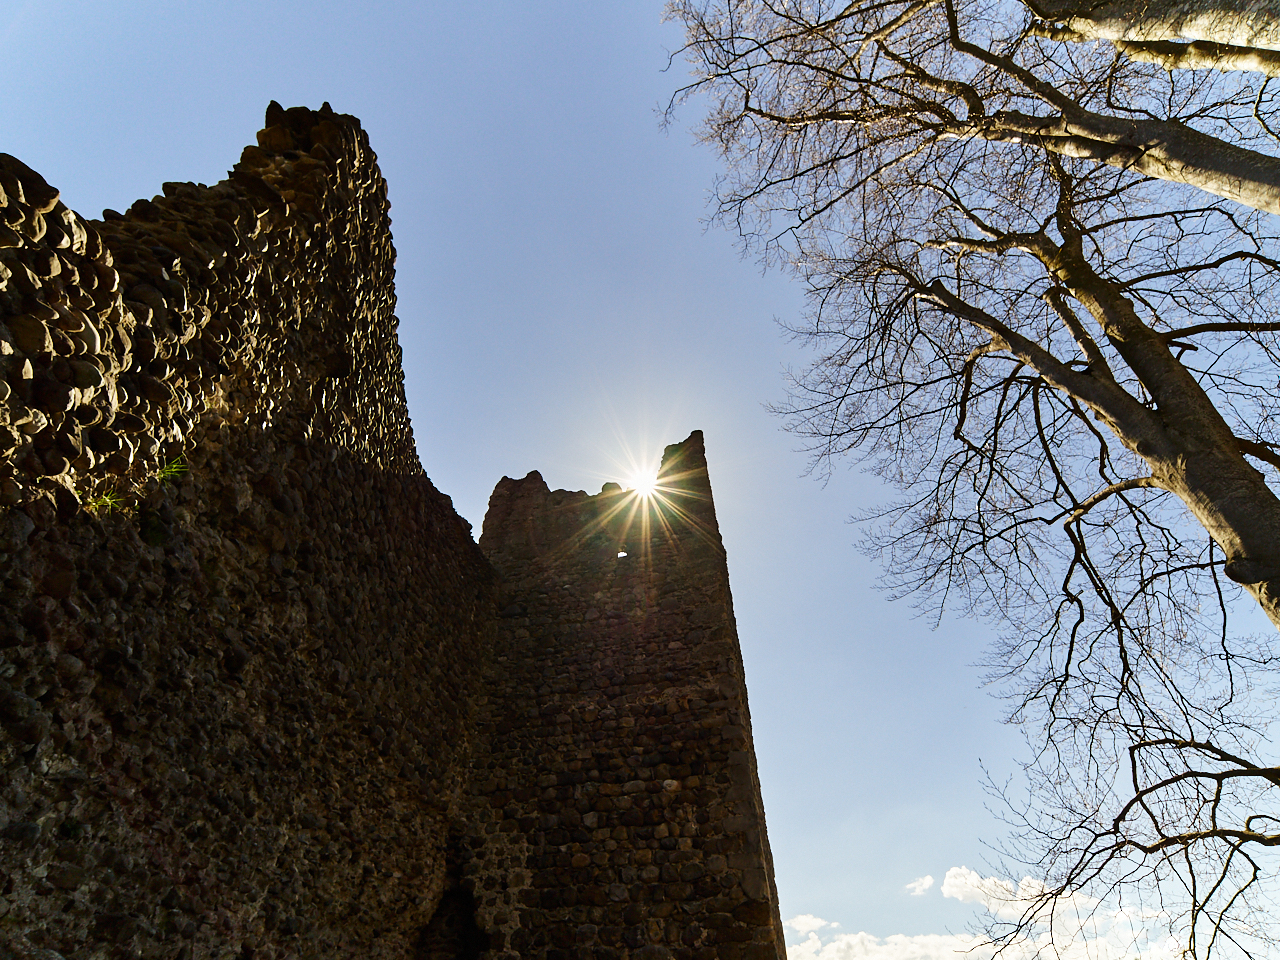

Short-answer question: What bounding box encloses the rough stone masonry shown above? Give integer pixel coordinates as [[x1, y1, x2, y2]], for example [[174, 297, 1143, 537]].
[[0, 103, 785, 960]]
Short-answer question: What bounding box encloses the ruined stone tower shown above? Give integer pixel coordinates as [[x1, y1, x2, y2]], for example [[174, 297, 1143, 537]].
[[0, 104, 783, 959], [466, 432, 784, 959]]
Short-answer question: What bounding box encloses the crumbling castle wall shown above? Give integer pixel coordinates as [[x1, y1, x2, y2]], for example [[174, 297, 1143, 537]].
[[0, 103, 496, 959], [0, 105, 784, 960]]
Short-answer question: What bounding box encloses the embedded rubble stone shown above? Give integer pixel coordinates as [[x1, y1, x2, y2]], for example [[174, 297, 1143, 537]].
[[0, 103, 785, 960]]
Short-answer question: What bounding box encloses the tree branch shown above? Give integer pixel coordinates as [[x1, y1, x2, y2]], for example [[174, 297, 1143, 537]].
[[1066, 477, 1164, 524], [1045, 286, 1118, 385], [947, 109, 1280, 216], [917, 278, 1165, 449], [1161, 321, 1280, 338], [1112, 39, 1280, 77], [1237, 437, 1280, 471]]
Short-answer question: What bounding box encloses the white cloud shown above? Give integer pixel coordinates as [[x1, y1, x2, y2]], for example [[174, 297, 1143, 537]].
[[940, 866, 1050, 921], [787, 866, 1179, 960], [905, 875, 934, 896], [787, 930, 988, 960], [786, 929, 1178, 960], [940, 865, 1118, 928], [940, 865, 1017, 919], [786, 914, 839, 936]]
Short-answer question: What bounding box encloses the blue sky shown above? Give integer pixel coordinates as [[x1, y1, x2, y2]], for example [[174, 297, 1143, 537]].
[[2, 1, 1042, 952]]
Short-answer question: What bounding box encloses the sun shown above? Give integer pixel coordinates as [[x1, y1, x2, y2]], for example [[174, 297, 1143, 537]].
[[627, 468, 659, 498]]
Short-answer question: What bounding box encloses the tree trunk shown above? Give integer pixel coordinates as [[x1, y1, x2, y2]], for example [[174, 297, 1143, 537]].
[[1149, 435, 1280, 630], [1026, 0, 1280, 50]]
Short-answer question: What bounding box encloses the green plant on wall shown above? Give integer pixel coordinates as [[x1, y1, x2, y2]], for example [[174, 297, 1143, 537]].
[[157, 458, 188, 485], [74, 457, 185, 516], [83, 488, 125, 515]]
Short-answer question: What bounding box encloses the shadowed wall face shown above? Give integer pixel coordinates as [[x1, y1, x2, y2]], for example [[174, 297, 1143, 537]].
[[0, 107, 784, 960], [471, 432, 786, 960]]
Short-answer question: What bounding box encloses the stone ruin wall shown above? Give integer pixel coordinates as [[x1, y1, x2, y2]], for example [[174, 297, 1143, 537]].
[[0, 104, 785, 960], [0, 102, 499, 959]]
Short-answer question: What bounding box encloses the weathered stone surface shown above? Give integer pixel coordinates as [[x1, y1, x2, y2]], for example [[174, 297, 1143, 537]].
[[0, 103, 785, 959]]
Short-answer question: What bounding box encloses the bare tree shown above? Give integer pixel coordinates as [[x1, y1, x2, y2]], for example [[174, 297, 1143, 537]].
[[667, 1, 1280, 956]]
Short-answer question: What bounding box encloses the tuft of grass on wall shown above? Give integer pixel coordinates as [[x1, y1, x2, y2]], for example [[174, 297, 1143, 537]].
[[157, 458, 188, 485]]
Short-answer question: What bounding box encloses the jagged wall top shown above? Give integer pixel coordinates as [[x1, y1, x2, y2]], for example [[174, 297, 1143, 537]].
[[0, 101, 418, 516], [480, 431, 724, 573]]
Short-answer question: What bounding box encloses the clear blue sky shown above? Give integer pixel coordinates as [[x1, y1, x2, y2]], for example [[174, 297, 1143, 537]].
[[3, 2, 1031, 953]]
